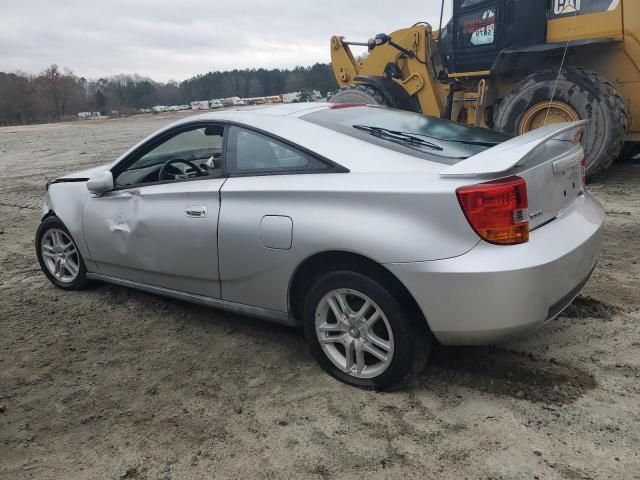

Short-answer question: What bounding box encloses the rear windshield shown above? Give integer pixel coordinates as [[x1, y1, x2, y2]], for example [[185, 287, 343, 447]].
[[301, 105, 510, 164]]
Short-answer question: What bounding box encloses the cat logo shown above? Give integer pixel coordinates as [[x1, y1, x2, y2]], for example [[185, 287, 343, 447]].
[[554, 0, 582, 15]]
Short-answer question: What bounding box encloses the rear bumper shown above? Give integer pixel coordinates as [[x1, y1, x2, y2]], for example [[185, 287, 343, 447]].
[[387, 193, 604, 345]]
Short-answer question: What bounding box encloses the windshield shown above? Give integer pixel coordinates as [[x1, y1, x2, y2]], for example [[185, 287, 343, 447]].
[[301, 106, 510, 164]]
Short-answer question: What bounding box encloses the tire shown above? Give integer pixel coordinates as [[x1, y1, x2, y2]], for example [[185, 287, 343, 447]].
[[329, 84, 391, 107], [36, 216, 89, 290], [494, 67, 628, 177], [303, 270, 431, 391]]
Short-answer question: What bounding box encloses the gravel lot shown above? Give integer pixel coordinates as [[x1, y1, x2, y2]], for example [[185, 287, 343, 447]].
[[1, 113, 639, 479]]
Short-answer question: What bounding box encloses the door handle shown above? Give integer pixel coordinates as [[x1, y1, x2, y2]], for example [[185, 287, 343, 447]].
[[185, 206, 208, 218]]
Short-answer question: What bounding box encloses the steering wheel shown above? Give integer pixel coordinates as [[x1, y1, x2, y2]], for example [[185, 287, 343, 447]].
[[158, 159, 204, 181]]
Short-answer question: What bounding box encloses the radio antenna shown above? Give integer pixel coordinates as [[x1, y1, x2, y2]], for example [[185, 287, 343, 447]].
[[543, 9, 578, 126], [438, 0, 446, 41]]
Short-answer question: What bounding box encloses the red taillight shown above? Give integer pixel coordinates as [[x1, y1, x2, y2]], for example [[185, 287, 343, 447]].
[[456, 176, 529, 245]]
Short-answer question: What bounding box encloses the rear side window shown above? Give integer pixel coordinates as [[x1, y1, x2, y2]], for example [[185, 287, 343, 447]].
[[226, 126, 331, 175], [302, 106, 510, 164]]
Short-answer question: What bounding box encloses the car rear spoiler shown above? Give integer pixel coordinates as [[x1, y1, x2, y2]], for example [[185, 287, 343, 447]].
[[440, 121, 587, 178]]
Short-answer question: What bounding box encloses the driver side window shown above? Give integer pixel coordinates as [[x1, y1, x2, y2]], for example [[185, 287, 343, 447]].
[[115, 124, 225, 188]]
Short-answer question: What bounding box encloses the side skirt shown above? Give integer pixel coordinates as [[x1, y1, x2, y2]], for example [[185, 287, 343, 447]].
[[86, 273, 297, 327]]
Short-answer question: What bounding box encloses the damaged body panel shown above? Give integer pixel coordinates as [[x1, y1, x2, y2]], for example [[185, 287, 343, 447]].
[[45, 182, 96, 271], [82, 178, 225, 297]]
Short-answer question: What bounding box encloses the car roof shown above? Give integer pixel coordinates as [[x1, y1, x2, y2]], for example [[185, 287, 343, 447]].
[[188, 102, 331, 122], [145, 103, 487, 175], [104, 104, 448, 176]]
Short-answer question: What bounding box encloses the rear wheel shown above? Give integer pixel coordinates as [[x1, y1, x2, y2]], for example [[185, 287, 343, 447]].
[[494, 67, 628, 177], [329, 84, 390, 107], [303, 270, 430, 390]]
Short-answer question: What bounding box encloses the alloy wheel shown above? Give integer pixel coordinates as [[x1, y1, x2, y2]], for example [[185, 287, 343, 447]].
[[315, 288, 394, 379], [40, 228, 80, 284]]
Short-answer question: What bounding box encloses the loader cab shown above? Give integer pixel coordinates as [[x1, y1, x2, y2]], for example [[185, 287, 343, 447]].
[[439, 0, 548, 74]]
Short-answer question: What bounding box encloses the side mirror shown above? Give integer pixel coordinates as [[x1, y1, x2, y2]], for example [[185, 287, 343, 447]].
[[87, 170, 114, 195]]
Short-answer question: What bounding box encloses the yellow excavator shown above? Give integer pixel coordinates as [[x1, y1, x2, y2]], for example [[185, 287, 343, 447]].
[[330, 0, 640, 176]]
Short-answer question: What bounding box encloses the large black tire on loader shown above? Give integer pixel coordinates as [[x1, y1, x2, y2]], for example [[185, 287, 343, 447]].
[[494, 67, 628, 177], [329, 84, 391, 107]]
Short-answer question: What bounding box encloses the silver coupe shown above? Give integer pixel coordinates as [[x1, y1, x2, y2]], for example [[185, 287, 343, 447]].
[[37, 103, 604, 390]]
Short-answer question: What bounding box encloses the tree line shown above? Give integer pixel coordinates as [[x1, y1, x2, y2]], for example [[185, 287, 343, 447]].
[[0, 63, 339, 126]]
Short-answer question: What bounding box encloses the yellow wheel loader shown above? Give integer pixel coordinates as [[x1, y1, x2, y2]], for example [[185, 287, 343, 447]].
[[330, 0, 640, 176]]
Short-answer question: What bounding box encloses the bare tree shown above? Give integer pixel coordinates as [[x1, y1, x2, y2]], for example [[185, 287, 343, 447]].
[[42, 64, 66, 120]]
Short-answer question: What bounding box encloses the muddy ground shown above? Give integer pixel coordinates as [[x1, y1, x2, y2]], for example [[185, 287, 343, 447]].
[[0, 113, 638, 479]]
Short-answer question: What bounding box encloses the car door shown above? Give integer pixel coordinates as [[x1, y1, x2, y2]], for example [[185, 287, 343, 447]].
[[83, 123, 227, 297], [218, 126, 335, 312]]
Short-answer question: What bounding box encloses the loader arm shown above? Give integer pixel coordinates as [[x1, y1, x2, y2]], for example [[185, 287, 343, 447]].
[[330, 26, 448, 118]]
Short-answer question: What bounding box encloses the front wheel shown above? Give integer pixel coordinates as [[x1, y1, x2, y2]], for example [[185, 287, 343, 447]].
[[303, 271, 430, 390], [36, 216, 88, 290]]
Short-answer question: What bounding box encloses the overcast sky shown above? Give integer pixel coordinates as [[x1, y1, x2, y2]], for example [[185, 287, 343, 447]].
[[0, 0, 451, 82]]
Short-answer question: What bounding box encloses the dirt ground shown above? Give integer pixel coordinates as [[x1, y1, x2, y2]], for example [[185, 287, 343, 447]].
[[0, 113, 638, 480]]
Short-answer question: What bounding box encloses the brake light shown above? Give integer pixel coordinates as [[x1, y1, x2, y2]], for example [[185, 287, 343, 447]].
[[456, 176, 529, 245]]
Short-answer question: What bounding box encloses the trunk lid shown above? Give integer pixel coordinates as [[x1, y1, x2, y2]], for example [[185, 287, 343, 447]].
[[516, 141, 583, 229], [441, 121, 586, 230]]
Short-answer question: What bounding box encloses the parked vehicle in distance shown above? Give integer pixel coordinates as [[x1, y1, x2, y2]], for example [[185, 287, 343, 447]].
[[282, 92, 302, 103], [190, 101, 210, 111], [37, 103, 604, 390]]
